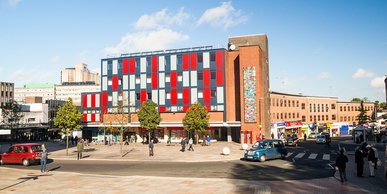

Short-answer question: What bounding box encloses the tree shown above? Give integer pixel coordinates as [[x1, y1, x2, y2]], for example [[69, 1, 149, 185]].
[[351, 98, 362, 102], [111, 99, 130, 157], [356, 100, 369, 125], [54, 98, 83, 156], [380, 102, 387, 109], [183, 102, 210, 144], [137, 101, 160, 144], [1, 101, 24, 141]]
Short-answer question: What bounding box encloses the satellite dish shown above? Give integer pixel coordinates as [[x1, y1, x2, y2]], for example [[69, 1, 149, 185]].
[[229, 44, 236, 51]]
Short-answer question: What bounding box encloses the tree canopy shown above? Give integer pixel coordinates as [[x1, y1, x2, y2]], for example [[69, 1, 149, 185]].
[[183, 102, 210, 136], [137, 101, 161, 137], [356, 100, 369, 125]]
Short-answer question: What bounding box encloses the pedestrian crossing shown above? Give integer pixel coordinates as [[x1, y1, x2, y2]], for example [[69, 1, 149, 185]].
[[286, 152, 332, 161]]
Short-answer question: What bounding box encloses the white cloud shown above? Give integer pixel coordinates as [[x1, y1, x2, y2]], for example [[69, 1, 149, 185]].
[[8, 0, 21, 7], [197, 1, 247, 29], [79, 50, 89, 62], [51, 56, 60, 64], [281, 78, 291, 86], [134, 8, 190, 30], [104, 29, 189, 56], [9, 68, 55, 85], [370, 76, 385, 88], [352, 68, 374, 79], [318, 72, 331, 80]]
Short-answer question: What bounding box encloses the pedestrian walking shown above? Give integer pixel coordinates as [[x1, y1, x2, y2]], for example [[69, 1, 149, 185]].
[[77, 139, 84, 160], [70, 135, 74, 145], [335, 148, 348, 183], [355, 146, 364, 177], [181, 137, 186, 152], [40, 145, 48, 173], [188, 138, 194, 151], [271, 133, 274, 139], [303, 133, 307, 142], [206, 136, 211, 146], [167, 137, 172, 146], [74, 136, 78, 145], [149, 140, 154, 157], [366, 145, 376, 177]]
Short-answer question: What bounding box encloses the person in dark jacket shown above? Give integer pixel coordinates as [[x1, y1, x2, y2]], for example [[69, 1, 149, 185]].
[[367, 145, 376, 177], [148, 140, 154, 157], [355, 146, 364, 177], [335, 148, 348, 183], [181, 137, 186, 152]]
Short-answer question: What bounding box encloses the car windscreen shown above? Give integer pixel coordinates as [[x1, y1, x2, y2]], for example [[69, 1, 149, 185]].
[[252, 141, 264, 149], [317, 135, 325, 138], [31, 145, 42, 152]]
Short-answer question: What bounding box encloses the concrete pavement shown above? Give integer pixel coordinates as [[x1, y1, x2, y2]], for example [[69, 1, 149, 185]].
[[0, 140, 386, 193]]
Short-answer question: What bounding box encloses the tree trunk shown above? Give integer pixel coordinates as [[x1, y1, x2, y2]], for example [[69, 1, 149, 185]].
[[103, 128, 106, 145], [148, 131, 151, 144], [66, 129, 69, 156], [120, 127, 123, 157]]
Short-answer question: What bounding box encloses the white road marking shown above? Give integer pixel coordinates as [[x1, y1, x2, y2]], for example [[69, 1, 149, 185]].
[[308, 153, 318, 159], [286, 152, 293, 158], [322, 154, 330, 160], [295, 153, 305, 158]]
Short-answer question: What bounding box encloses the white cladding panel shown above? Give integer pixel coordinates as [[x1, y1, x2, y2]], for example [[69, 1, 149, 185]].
[[191, 88, 198, 104], [123, 75, 128, 90], [112, 92, 118, 106], [102, 77, 107, 91], [129, 75, 135, 89], [190, 71, 197, 86], [183, 71, 189, 87], [129, 91, 135, 106], [203, 52, 210, 68], [159, 90, 165, 105], [140, 74, 147, 89], [87, 94, 91, 108], [170, 55, 177, 70], [87, 114, 91, 122], [158, 56, 165, 71], [217, 87, 224, 103], [112, 60, 118, 74], [123, 91, 128, 106], [159, 73, 165, 88], [95, 114, 100, 122], [140, 57, 147, 73], [102, 61, 108, 75], [152, 90, 158, 104], [95, 94, 100, 107]]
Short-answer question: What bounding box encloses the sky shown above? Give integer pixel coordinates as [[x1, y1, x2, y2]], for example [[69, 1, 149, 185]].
[[0, 0, 386, 102]]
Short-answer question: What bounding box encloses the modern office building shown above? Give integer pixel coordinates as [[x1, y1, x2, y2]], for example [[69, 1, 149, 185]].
[[0, 82, 14, 108], [385, 76, 387, 103], [81, 34, 270, 144], [56, 84, 100, 106], [61, 63, 100, 85], [14, 84, 56, 103]]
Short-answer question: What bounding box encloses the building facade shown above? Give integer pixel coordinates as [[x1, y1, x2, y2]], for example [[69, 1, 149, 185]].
[[81, 34, 270, 144], [0, 82, 14, 108], [270, 91, 375, 138], [61, 63, 100, 85], [14, 84, 56, 103]]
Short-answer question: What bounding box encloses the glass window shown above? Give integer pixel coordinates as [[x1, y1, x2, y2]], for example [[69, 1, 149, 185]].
[[211, 90, 216, 97], [198, 72, 203, 80], [210, 52, 216, 61], [198, 53, 203, 63], [210, 71, 216, 79]]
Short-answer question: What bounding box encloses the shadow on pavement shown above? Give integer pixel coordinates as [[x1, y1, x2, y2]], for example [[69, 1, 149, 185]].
[[0, 173, 53, 191]]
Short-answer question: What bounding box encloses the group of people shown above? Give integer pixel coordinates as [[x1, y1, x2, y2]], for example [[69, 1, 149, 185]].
[[180, 137, 194, 152], [335, 143, 380, 184]]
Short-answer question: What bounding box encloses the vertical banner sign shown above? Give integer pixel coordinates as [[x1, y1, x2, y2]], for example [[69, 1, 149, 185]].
[[243, 67, 257, 123]]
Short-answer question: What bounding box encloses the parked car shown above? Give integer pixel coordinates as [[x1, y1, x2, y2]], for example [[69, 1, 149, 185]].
[[244, 139, 288, 162], [308, 132, 318, 139], [316, 135, 327, 144], [0, 143, 43, 166], [320, 132, 331, 143], [285, 134, 300, 146]]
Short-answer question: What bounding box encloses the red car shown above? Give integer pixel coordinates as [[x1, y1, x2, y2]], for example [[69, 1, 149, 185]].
[[0, 143, 43, 166]]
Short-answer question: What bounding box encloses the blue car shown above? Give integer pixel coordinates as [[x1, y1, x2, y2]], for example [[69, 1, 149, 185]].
[[244, 139, 288, 162]]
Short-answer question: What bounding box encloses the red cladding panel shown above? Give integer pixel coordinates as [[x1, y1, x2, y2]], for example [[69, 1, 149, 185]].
[[183, 106, 190, 112], [216, 51, 223, 68], [112, 76, 118, 91], [152, 73, 158, 89], [141, 90, 147, 105], [170, 72, 177, 87], [102, 108, 108, 114], [216, 69, 223, 85], [182, 53, 189, 70], [171, 89, 177, 105], [152, 56, 158, 72], [129, 58, 136, 74], [203, 88, 211, 104], [102, 92, 108, 107], [203, 70, 210, 86], [83, 114, 87, 122], [122, 59, 129, 74], [183, 88, 190, 104], [159, 106, 166, 112], [190, 53, 197, 69], [91, 94, 95, 108], [206, 106, 211, 111], [82, 94, 87, 108], [91, 114, 95, 122]]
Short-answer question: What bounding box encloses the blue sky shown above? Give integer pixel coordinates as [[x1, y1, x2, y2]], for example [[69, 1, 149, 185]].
[[0, 0, 386, 102]]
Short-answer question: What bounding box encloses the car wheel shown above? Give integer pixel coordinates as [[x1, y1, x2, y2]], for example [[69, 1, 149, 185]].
[[22, 159, 30, 166], [259, 155, 266, 162]]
